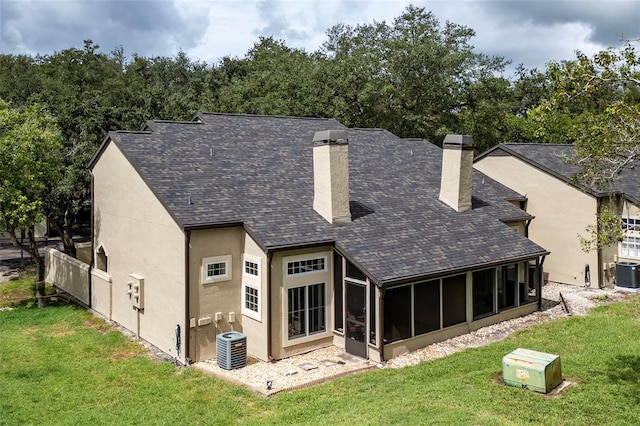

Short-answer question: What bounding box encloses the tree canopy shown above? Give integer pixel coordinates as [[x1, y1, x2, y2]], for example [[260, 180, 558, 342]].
[[0, 5, 636, 257], [510, 43, 640, 251], [0, 100, 63, 292]]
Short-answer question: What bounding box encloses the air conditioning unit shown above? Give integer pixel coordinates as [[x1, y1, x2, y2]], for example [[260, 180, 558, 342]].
[[616, 262, 640, 289], [216, 331, 247, 370]]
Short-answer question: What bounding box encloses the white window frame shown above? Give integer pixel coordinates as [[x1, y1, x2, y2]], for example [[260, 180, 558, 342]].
[[242, 282, 261, 321], [201, 255, 232, 284], [243, 254, 261, 279], [623, 218, 640, 232], [285, 256, 327, 277], [621, 236, 640, 258], [281, 251, 332, 347], [287, 282, 326, 341]]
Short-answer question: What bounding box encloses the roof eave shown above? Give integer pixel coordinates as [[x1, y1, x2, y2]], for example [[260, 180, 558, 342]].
[[379, 250, 550, 287]]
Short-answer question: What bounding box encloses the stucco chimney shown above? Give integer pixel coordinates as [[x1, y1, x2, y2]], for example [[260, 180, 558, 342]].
[[312, 129, 351, 224], [439, 134, 474, 212]]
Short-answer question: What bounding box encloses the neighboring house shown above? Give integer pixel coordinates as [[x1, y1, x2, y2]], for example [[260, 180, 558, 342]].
[[88, 113, 548, 365], [474, 143, 640, 288]]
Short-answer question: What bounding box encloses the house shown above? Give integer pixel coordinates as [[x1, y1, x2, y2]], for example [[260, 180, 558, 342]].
[[88, 113, 548, 365], [474, 143, 640, 288]]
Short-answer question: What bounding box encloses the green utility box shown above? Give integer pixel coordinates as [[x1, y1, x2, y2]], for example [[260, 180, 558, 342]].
[[502, 348, 562, 393]]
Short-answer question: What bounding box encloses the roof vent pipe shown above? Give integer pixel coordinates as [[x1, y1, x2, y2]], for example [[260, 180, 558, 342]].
[[439, 134, 474, 212], [312, 130, 351, 224]]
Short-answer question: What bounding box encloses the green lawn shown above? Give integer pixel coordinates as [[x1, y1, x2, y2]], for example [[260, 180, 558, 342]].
[[2, 273, 640, 425]]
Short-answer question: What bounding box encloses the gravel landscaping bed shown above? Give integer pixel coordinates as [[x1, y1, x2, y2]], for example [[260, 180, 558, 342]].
[[196, 282, 632, 395], [3, 262, 631, 396]]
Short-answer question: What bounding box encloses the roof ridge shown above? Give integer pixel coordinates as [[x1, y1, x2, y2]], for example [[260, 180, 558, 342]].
[[196, 111, 337, 122], [503, 142, 573, 147], [113, 130, 152, 135]]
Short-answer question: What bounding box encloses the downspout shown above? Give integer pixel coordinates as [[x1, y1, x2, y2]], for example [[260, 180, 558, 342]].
[[524, 218, 532, 238], [185, 230, 191, 364], [267, 250, 273, 361]]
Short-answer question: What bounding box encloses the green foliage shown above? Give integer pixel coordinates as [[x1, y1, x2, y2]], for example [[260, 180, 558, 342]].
[[321, 5, 512, 149], [2, 9, 604, 259], [2, 287, 640, 424], [0, 101, 62, 230], [514, 43, 640, 185], [506, 43, 640, 251], [0, 100, 63, 281], [1, 41, 223, 255], [218, 37, 328, 117], [578, 204, 624, 252]]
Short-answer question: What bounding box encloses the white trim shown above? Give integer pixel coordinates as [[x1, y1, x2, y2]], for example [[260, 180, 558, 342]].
[[241, 282, 261, 322], [281, 250, 333, 347], [95, 242, 109, 273], [284, 254, 327, 277], [285, 282, 327, 342], [90, 268, 112, 283], [243, 254, 261, 280], [201, 255, 232, 284]]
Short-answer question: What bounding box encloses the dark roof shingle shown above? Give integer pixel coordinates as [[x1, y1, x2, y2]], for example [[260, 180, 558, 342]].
[[97, 113, 547, 285], [480, 143, 640, 205]]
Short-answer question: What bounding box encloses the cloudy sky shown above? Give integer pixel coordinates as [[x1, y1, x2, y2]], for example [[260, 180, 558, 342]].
[[1, 0, 639, 76]]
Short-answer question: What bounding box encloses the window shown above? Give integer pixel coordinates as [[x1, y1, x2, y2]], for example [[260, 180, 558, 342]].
[[207, 262, 227, 278], [622, 236, 640, 258], [623, 218, 640, 232], [242, 283, 261, 321], [414, 280, 440, 335], [383, 285, 411, 343], [521, 263, 539, 304], [287, 257, 325, 275], [201, 255, 232, 283], [288, 283, 326, 339], [442, 274, 467, 328], [473, 269, 495, 320], [244, 260, 258, 276], [346, 260, 367, 282], [498, 264, 517, 311]]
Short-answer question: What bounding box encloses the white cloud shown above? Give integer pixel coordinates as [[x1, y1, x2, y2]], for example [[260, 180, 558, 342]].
[[1, 0, 637, 71]]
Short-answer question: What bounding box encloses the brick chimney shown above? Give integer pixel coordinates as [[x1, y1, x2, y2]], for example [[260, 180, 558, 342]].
[[439, 134, 474, 212], [312, 129, 351, 224]]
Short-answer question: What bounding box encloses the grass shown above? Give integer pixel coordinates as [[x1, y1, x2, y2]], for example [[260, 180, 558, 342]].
[[0, 266, 38, 308], [2, 271, 640, 425]]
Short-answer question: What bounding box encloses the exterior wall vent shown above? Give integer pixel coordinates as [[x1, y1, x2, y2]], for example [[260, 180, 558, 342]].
[[216, 331, 247, 370], [615, 262, 640, 290]]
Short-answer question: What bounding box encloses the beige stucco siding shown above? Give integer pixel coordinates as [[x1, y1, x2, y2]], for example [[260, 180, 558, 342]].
[[270, 246, 334, 360], [188, 227, 269, 362], [475, 155, 598, 285], [93, 141, 186, 362]]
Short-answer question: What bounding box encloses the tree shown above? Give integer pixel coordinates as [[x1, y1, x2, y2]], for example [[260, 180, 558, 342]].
[[0, 100, 63, 303], [515, 43, 640, 250], [218, 37, 328, 117], [546, 44, 640, 190], [321, 5, 510, 148]]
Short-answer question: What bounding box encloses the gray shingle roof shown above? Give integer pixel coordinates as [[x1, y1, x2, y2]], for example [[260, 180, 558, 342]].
[[94, 113, 548, 285], [481, 143, 640, 206]]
